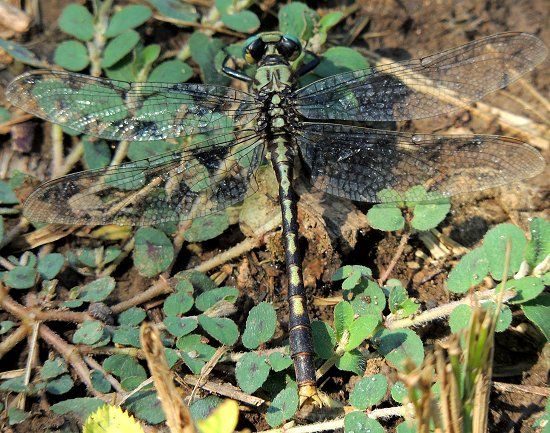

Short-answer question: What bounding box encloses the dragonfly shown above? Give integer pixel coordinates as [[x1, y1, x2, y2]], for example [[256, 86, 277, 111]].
[[6, 32, 547, 404]]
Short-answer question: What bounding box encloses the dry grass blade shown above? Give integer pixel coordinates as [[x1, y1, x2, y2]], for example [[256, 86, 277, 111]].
[[140, 322, 196, 433]]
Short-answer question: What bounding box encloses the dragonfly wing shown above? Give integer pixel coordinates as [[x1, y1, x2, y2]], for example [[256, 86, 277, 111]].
[[296, 123, 544, 203], [24, 130, 265, 225], [295, 33, 547, 121], [7, 70, 260, 141]]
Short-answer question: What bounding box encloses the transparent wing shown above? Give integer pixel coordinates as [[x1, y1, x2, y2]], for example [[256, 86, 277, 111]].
[[6, 70, 260, 141], [296, 123, 544, 202], [295, 33, 547, 121], [23, 130, 265, 225]]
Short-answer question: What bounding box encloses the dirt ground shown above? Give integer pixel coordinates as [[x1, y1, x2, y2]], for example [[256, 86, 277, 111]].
[[0, 0, 548, 432]]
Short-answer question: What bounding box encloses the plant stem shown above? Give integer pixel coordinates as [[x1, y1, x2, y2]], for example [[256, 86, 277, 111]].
[[0, 325, 29, 360], [258, 405, 408, 433], [385, 288, 516, 330], [378, 232, 410, 285]]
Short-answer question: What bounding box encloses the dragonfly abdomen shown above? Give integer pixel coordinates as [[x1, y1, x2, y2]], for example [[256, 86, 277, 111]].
[[269, 135, 317, 400]]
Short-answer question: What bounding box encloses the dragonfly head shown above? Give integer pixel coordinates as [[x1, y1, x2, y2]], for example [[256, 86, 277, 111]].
[[243, 33, 302, 65]]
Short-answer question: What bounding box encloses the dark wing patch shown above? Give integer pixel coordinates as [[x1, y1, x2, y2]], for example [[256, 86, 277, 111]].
[[295, 33, 547, 121], [7, 70, 261, 141], [24, 130, 266, 225], [296, 122, 544, 203]]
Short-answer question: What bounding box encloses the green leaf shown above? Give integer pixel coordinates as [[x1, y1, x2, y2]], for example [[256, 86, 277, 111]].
[[334, 301, 354, 340], [72, 248, 99, 268], [483, 223, 527, 279], [177, 334, 216, 374], [118, 307, 147, 326], [495, 304, 512, 332], [133, 227, 174, 277], [388, 284, 407, 314], [142, 44, 161, 65], [189, 32, 230, 85], [506, 276, 545, 304], [316, 47, 370, 77], [345, 413, 384, 433], [404, 185, 431, 204], [103, 354, 147, 391], [242, 302, 277, 349], [311, 320, 336, 359], [82, 136, 111, 169], [190, 396, 223, 421], [8, 408, 30, 425], [149, 60, 193, 83], [102, 30, 140, 68], [367, 204, 404, 231], [447, 248, 489, 293], [411, 199, 450, 231], [390, 381, 407, 403], [521, 293, 550, 340], [268, 352, 293, 372], [266, 386, 299, 427], [278, 2, 317, 40], [73, 321, 104, 345], [91, 370, 111, 393], [58, 4, 94, 41], [112, 326, 141, 347], [221, 10, 260, 33], [40, 358, 68, 380], [397, 421, 418, 433], [37, 253, 65, 280], [198, 315, 239, 345], [0, 38, 43, 67], [125, 390, 165, 424], [54, 40, 90, 71], [375, 329, 424, 371], [4, 266, 36, 289], [164, 316, 197, 337], [319, 11, 344, 32], [349, 374, 388, 409], [387, 284, 419, 319], [46, 374, 74, 395], [106, 5, 152, 38], [184, 213, 230, 242], [0, 181, 19, 204], [346, 315, 379, 351], [335, 349, 364, 375], [0, 375, 27, 392], [525, 217, 549, 267], [332, 265, 372, 281], [195, 286, 238, 312], [51, 397, 104, 419], [350, 279, 386, 317], [235, 352, 270, 394], [215, 0, 232, 14], [0, 320, 15, 334], [127, 140, 178, 161], [163, 291, 194, 316], [145, 0, 198, 22], [79, 277, 116, 302], [0, 107, 9, 123], [449, 304, 471, 333], [165, 348, 180, 369], [177, 270, 217, 292]]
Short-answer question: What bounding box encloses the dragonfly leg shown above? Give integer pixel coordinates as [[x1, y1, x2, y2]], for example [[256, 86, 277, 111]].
[[222, 54, 252, 83], [296, 51, 320, 77], [270, 137, 322, 406]]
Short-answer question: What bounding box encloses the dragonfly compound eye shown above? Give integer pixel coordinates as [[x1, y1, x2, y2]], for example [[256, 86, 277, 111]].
[[244, 37, 266, 64], [277, 35, 302, 61]]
